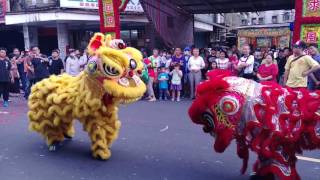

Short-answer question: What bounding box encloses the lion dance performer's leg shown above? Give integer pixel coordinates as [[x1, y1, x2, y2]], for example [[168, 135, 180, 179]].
[[83, 106, 121, 160], [28, 77, 76, 150]]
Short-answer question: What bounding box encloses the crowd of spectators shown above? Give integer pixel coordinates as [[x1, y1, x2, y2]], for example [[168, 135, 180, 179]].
[[0, 47, 89, 107], [1, 40, 320, 107], [141, 41, 320, 102]]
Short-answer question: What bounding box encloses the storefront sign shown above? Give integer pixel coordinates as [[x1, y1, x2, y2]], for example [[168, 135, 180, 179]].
[[238, 27, 291, 48], [60, 0, 99, 9], [301, 24, 320, 46], [60, 0, 143, 12], [238, 28, 291, 38], [303, 0, 320, 17]]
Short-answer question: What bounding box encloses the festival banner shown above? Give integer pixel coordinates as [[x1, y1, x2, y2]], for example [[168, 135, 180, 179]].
[[303, 0, 320, 17], [301, 24, 320, 46], [99, 0, 119, 37]]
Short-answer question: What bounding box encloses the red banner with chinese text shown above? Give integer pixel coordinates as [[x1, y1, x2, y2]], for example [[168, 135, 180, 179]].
[[98, 0, 120, 38]]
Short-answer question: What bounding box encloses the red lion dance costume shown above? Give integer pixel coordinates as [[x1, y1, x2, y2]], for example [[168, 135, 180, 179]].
[[188, 70, 320, 180]]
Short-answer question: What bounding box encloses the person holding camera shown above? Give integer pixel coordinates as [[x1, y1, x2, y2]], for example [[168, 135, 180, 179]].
[[12, 48, 26, 93], [30, 46, 50, 83]]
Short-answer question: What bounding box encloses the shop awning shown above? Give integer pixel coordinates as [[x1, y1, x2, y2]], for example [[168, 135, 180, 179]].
[[5, 10, 148, 25], [168, 0, 294, 14]]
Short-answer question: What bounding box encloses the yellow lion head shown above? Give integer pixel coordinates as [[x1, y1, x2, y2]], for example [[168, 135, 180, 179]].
[[86, 33, 146, 104]]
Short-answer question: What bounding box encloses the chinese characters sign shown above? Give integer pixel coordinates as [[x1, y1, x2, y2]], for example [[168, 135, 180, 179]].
[[303, 0, 320, 17], [301, 24, 320, 46], [102, 0, 115, 28], [59, 0, 143, 12], [237, 28, 290, 38], [60, 0, 99, 9], [238, 27, 290, 48]]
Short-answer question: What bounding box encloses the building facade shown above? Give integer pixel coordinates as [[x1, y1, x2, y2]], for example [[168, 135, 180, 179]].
[[236, 10, 295, 49], [239, 10, 295, 26], [5, 0, 148, 58]]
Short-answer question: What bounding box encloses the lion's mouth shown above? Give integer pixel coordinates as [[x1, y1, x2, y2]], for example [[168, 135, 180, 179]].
[[118, 75, 142, 87], [102, 93, 114, 106]]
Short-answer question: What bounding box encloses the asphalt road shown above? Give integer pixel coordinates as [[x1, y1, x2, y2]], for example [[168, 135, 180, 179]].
[[0, 97, 319, 180]]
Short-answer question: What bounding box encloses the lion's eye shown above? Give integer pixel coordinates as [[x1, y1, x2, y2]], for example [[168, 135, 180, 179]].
[[130, 59, 137, 70], [218, 95, 240, 115], [202, 112, 214, 129], [118, 42, 126, 49]]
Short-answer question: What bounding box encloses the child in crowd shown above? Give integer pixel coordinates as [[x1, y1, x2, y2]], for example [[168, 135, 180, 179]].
[[157, 66, 169, 101], [228, 50, 239, 76], [211, 61, 218, 70], [170, 64, 183, 102], [206, 61, 218, 80]]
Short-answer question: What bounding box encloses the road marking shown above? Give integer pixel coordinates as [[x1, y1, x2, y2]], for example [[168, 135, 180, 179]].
[[0, 111, 9, 114], [297, 156, 320, 163], [160, 125, 169, 132]]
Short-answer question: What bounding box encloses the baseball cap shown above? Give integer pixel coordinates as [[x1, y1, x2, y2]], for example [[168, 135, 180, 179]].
[[184, 46, 191, 51], [293, 40, 307, 49]]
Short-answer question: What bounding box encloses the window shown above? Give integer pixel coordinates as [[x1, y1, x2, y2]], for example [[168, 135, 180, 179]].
[[120, 30, 130, 40], [272, 16, 278, 24], [241, 19, 248, 25], [130, 30, 138, 39], [258, 17, 264, 24], [251, 18, 257, 25], [283, 12, 290, 21]]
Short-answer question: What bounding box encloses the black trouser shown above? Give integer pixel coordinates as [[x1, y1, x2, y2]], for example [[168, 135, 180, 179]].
[[242, 73, 255, 80], [25, 78, 35, 99], [17, 64, 27, 92], [0, 82, 10, 101]]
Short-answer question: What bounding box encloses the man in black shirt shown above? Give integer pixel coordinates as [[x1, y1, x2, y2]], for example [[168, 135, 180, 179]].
[[31, 46, 49, 83], [206, 48, 217, 70], [12, 48, 27, 93], [276, 49, 287, 84], [0, 48, 13, 107], [49, 49, 64, 75]]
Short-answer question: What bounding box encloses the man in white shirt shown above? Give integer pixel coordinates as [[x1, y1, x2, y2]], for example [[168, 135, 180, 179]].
[[236, 44, 255, 79], [66, 49, 84, 76], [188, 48, 205, 99]]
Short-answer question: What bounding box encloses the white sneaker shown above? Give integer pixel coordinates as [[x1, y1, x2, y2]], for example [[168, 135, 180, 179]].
[[177, 98, 180, 102], [148, 98, 156, 102]]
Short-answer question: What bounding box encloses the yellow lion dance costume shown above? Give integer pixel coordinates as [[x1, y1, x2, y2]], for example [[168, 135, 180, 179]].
[[28, 33, 146, 160]]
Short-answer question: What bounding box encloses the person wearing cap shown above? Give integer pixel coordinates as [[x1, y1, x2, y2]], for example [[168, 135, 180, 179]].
[[284, 41, 320, 90], [276, 49, 287, 85], [308, 43, 320, 90], [182, 47, 191, 98], [207, 48, 217, 70]]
